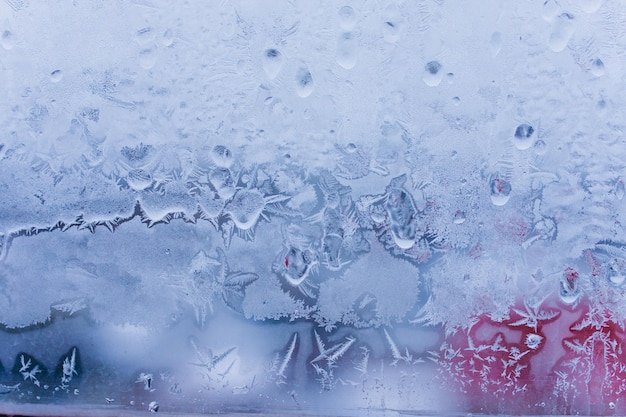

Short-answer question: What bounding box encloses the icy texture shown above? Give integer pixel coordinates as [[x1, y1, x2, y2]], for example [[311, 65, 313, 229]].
[[1, 0, 626, 415]]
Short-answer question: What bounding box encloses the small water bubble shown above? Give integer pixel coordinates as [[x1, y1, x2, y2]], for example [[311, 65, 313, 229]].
[[127, 169, 153, 191], [50, 69, 63, 83], [609, 402, 616, 410], [590, 58, 605, 76], [533, 139, 547, 155], [337, 31, 357, 69], [338, 6, 356, 30], [382, 5, 401, 43], [446, 72, 454, 84], [489, 174, 511, 206], [453, 210, 466, 224], [162, 29, 174, 47], [135, 27, 155, 45], [262, 48, 283, 80], [423, 61, 443, 87], [1, 30, 14, 50], [452, 96, 461, 106], [542, 0, 561, 21], [490, 31, 503, 57], [606, 260, 626, 287], [148, 401, 159, 413], [513, 123, 535, 150], [211, 145, 233, 168], [547, 12, 575, 52], [295, 66, 314, 98], [559, 267, 581, 305], [139, 47, 157, 70], [346, 143, 357, 153]]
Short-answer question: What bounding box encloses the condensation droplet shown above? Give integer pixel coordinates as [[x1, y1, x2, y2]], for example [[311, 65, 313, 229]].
[[262, 48, 283, 80], [542, 0, 561, 22], [547, 13, 575, 53], [139, 47, 157, 70], [559, 267, 581, 305], [382, 4, 401, 43], [135, 27, 155, 45], [337, 31, 357, 69], [295, 66, 314, 98], [580, 0, 603, 13], [490, 174, 511, 206], [346, 143, 357, 153], [590, 58, 605, 76], [609, 402, 616, 410], [1, 30, 14, 50], [453, 210, 466, 224], [607, 259, 626, 287], [513, 123, 535, 150], [338, 6, 356, 30], [211, 145, 234, 168], [452, 96, 461, 106], [423, 61, 443, 87], [162, 29, 174, 47], [50, 69, 63, 83], [490, 32, 502, 57]]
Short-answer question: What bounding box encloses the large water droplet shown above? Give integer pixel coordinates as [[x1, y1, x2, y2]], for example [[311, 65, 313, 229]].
[[224, 189, 265, 230], [547, 13, 575, 52], [211, 145, 233, 168], [1, 30, 14, 50], [615, 179, 625, 200], [513, 123, 535, 150], [423, 61, 443, 87], [50, 69, 63, 83], [338, 6, 356, 30], [489, 174, 511, 206], [590, 58, 605, 76], [337, 31, 357, 69], [262, 48, 283, 80], [559, 267, 581, 305], [453, 210, 466, 224], [295, 66, 314, 98]]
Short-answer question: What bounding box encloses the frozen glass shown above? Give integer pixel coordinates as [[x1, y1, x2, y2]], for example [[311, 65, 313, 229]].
[[0, 1, 624, 415]]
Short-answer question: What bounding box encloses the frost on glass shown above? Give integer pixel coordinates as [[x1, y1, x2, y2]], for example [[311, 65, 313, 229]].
[[0, 0, 625, 416]]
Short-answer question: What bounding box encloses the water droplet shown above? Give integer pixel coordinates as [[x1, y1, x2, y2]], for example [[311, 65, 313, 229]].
[[453, 210, 466, 224], [211, 145, 233, 168], [337, 31, 357, 69], [338, 6, 356, 30], [262, 48, 283, 80], [542, 0, 561, 21], [559, 267, 581, 305], [224, 189, 265, 230], [135, 27, 155, 45], [580, 0, 603, 13], [590, 58, 605, 76], [127, 169, 153, 191], [606, 260, 626, 287], [489, 174, 511, 206], [423, 61, 443, 87], [1, 30, 14, 50], [547, 13, 575, 52], [452, 96, 461, 106], [148, 401, 159, 413], [209, 168, 235, 199], [295, 66, 314, 98], [513, 123, 535, 150], [386, 188, 417, 249], [50, 69, 63, 83], [490, 32, 503, 57], [139, 46, 157, 70], [609, 402, 616, 410], [346, 143, 357, 153], [162, 29, 174, 47], [525, 333, 543, 350], [533, 139, 547, 155], [382, 4, 401, 43]]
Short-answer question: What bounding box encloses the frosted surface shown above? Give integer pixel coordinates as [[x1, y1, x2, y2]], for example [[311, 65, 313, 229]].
[[0, 0, 625, 415]]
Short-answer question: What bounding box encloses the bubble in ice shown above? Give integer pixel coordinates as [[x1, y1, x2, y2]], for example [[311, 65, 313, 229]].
[[338, 6, 356, 30], [126, 169, 153, 191], [423, 61, 443, 87], [490, 31, 502, 57], [559, 267, 581, 305], [211, 145, 234, 168], [337, 31, 357, 70], [547, 13, 575, 53], [525, 333, 543, 350], [513, 123, 535, 150], [224, 189, 265, 230], [489, 174, 511, 206], [262, 48, 283, 80], [590, 58, 605, 76], [139, 47, 157, 70], [295, 66, 314, 98], [162, 29, 174, 47], [1, 30, 14, 50], [281, 247, 317, 286], [453, 210, 466, 224], [50, 69, 63, 83]]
